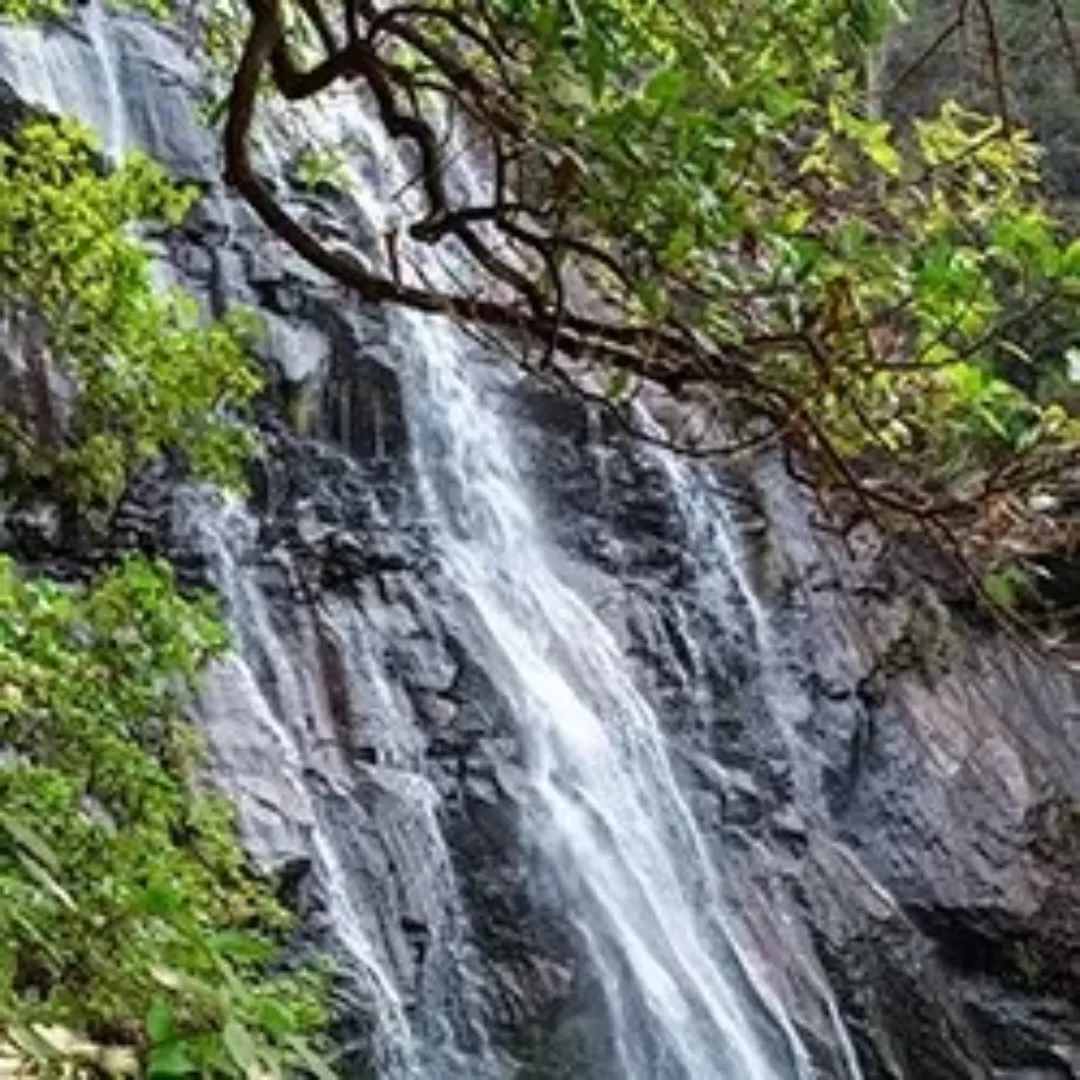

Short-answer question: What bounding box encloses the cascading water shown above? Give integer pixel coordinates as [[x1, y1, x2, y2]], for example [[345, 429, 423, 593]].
[[400, 313, 810, 1079], [0, 0, 127, 160], [643, 445, 865, 1080], [0, 11, 865, 1077], [274, 97, 824, 1076], [187, 502, 507, 1078]]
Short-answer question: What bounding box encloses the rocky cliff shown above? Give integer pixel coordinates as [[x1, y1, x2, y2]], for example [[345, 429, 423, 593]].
[[1, 8, 1079, 1078]]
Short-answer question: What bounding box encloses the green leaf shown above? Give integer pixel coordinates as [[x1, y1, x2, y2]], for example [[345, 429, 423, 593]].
[[141, 881, 184, 916], [285, 1035, 339, 1080], [147, 1041, 197, 1077], [864, 133, 901, 177], [255, 998, 297, 1038], [643, 67, 686, 108], [8, 1024, 61, 1062], [223, 1019, 261, 1076], [207, 930, 274, 963], [983, 565, 1031, 610], [147, 1001, 176, 1045], [1, 815, 77, 910], [0, 814, 63, 876], [1061, 239, 1080, 278], [975, 404, 1009, 440]]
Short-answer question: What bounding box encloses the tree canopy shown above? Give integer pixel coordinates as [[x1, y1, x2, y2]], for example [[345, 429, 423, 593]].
[[206, 0, 1080, 614], [0, 0, 1073, 608]]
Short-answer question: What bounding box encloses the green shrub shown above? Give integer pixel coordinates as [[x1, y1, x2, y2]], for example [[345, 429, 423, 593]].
[[0, 556, 333, 1077], [0, 118, 262, 517]]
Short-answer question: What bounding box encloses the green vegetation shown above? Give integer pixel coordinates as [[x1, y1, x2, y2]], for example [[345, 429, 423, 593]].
[[0, 0, 168, 22], [0, 0, 1078, 1069], [881, 1, 1080, 204], [0, 116, 332, 1075], [290, 144, 352, 194], [217, 0, 1078, 616], [0, 0, 67, 20], [0, 119, 261, 522], [0, 557, 330, 1077]]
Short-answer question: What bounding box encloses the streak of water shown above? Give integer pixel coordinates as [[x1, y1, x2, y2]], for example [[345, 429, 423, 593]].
[[644, 435, 865, 1080], [190, 507, 423, 1078], [82, 0, 128, 161], [0, 0, 128, 159]]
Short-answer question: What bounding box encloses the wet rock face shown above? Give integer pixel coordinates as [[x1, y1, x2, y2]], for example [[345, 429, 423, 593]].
[[506, 380, 1080, 1077], [840, 658, 1080, 1080], [298, 329, 1080, 1075], [180, 386, 1080, 1078], [741, 477, 1080, 1078], [3, 12, 1080, 1079]]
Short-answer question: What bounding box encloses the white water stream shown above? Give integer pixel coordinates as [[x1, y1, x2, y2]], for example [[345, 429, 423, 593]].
[[342, 102, 818, 1078], [0, 0, 127, 160]]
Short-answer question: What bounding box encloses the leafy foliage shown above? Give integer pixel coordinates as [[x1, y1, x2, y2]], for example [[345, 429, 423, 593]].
[[0, 119, 262, 516], [507, 1, 1080, 466], [0, 0, 63, 19], [0, 556, 331, 1076], [0, 0, 170, 22], [880, 0, 1080, 202], [204, 0, 1079, 603], [0, 106, 330, 1079]]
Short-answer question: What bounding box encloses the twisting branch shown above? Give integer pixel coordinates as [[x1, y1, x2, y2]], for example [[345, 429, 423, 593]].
[[223, 0, 769, 396], [886, 0, 969, 98], [974, 0, 1012, 132], [218, 0, 1079, 633]]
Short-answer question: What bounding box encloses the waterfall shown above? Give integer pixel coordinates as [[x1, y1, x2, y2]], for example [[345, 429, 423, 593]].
[[0, 13, 863, 1077], [279, 95, 819, 1077], [645, 447, 866, 1080], [7, 8, 1080, 1076], [0, 0, 127, 160], [398, 310, 810, 1079]]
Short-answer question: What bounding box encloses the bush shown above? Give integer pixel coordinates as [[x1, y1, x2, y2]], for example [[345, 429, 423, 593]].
[[0, 556, 332, 1077]]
